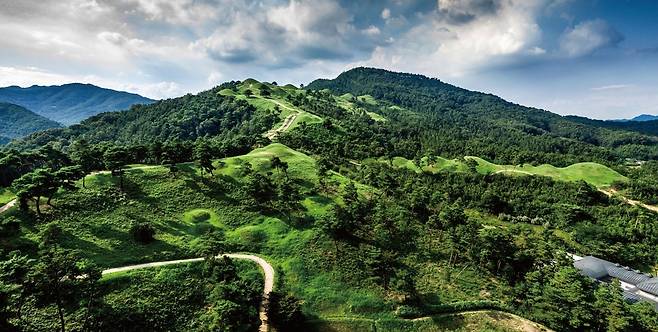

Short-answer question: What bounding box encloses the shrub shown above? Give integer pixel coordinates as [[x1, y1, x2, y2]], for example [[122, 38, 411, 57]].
[[131, 222, 155, 244], [267, 291, 305, 329]]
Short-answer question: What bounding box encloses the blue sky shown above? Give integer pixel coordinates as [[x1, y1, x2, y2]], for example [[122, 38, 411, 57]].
[[0, 0, 657, 119]]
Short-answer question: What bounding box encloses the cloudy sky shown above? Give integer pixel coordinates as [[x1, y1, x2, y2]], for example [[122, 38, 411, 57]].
[[1, 0, 657, 119]]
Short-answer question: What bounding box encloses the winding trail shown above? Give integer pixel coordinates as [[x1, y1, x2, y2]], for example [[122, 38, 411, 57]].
[[102, 253, 275, 332], [0, 199, 16, 213], [600, 188, 658, 213], [265, 113, 298, 140]]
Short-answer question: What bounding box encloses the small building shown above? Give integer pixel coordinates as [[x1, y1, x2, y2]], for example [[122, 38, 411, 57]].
[[573, 255, 658, 308]]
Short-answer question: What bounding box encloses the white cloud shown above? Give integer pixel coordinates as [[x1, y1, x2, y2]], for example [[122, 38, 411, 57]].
[[364, 0, 545, 77], [363, 25, 381, 36], [192, 0, 378, 67], [590, 84, 633, 91], [381, 8, 391, 19], [559, 19, 623, 57], [123, 0, 218, 25], [0, 66, 183, 99], [207, 71, 223, 85]]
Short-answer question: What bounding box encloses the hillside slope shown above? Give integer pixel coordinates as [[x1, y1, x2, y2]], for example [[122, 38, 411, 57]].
[[0, 102, 61, 139], [0, 83, 154, 125], [306, 67, 658, 163], [12, 85, 277, 149]]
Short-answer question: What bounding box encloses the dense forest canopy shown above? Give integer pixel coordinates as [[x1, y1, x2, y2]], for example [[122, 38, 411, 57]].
[[0, 102, 61, 140], [2, 69, 658, 332], [12, 85, 277, 151], [307, 67, 658, 165]]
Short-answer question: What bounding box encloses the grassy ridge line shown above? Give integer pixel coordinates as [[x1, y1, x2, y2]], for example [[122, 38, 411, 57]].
[[378, 155, 626, 188], [335, 93, 387, 122], [218, 80, 322, 135]]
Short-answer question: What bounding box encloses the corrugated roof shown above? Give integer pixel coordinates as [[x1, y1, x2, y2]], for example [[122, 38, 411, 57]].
[[637, 278, 658, 296], [606, 265, 652, 285], [623, 290, 642, 303], [574, 256, 610, 279]]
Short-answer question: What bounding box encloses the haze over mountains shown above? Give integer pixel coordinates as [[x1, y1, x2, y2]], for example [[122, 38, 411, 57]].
[[0, 83, 155, 125]]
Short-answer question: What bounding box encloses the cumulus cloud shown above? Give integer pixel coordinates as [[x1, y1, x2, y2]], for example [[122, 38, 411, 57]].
[[120, 0, 218, 25], [437, 0, 500, 24], [559, 19, 624, 57], [364, 0, 546, 77], [192, 0, 388, 68], [0, 0, 641, 117]]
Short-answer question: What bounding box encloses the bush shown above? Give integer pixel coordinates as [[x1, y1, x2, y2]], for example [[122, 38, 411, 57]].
[[131, 223, 155, 244], [267, 291, 305, 329]]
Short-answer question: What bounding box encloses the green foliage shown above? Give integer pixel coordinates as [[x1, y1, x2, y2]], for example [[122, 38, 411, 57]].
[[130, 222, 155, 244], [305, 67, 658, 164], [0, 102, 60, 139], [13, 86, 276, 149], [268, 291, 305, 329]]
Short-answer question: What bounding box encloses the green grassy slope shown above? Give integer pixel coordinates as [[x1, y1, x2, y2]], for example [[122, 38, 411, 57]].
[[219, 80, 323, 134], [1, 143, 546, 331], [376, 155, 626, 188], [0, 188, 14, 205], [335, 93, 387, 122]]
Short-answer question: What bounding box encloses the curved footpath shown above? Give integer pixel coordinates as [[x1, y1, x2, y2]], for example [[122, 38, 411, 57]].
[[102, 254, 274, 332], [600, 188, 658, 213], [0, 199, 16, 214]]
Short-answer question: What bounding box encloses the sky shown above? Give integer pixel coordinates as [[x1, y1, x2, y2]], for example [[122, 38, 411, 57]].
[[1, 0, 657, 120]]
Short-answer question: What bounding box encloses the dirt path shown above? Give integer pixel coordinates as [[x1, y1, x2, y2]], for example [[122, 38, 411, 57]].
[[0, 199, 16, 214], [493, 169, 534, 176], [102, 253, 275, 332], [600, 188, 658, 213], [265, 112, 298, 140]]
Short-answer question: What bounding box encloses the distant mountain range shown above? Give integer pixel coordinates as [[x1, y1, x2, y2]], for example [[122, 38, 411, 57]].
[[629, 114, 658, 122], [0, 102, 61, 141], [11, 67, 658, 165], [0, 83, 155, 125]]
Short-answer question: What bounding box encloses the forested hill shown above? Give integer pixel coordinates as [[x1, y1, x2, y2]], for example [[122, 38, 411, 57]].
[[0, 83, 154, 125], [12, 86, 277, 152], [0, 102, 61, 140], [306, 67, 658, 164]]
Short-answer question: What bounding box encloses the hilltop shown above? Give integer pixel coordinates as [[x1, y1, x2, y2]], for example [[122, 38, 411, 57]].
[[0, 83, 154, 125], [306, 67, 658, 164]]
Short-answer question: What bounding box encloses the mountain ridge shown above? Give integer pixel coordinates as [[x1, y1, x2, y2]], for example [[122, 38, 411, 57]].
[[631, 114, 658, 122], [305, 67, 658, 163], [0, 83, 155, 125]]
